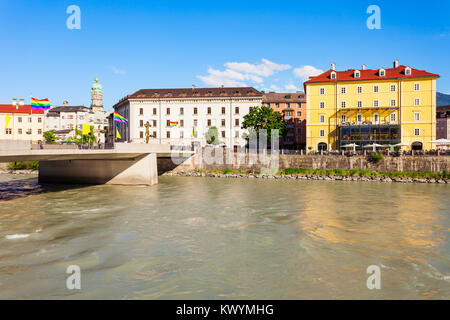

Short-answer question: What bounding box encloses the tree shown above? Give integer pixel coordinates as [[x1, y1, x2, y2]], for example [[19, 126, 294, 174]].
[[205, 126, 221, 145], [71, 126, 97, 145], [43, 131, 57, 143], [241, 106, 286, 142]]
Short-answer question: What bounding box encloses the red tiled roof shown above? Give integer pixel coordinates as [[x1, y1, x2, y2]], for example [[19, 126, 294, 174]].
[[304, 65, 439, 84], [0, 104, 45, 114]]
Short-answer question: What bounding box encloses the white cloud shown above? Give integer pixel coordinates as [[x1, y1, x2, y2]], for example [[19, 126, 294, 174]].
[[112, 66, 127, 75], [293, 65, 323, 81], [197, 59, 291, 87], [285, 84, 301, 92]]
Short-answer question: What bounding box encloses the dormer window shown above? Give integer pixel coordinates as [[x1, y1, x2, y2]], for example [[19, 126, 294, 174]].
[[354, 70, 361, 78], [405, 67, 412, 76], [379, 69, 386, 77], [330, 71, 337, 80]]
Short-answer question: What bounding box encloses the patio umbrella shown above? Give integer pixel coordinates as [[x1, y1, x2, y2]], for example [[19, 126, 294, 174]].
[[363, 143, 383, 152], [430, 139, 450, 145], [342, 143, 358, 152], [393, 142, 409, 148]]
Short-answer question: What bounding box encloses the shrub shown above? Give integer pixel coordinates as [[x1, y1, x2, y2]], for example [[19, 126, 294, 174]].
[[7, 161, 39, 171], [369, 152, 384, 163]]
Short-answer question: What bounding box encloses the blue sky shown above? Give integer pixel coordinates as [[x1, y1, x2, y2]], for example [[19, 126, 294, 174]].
[[0, 0, 449, 111]]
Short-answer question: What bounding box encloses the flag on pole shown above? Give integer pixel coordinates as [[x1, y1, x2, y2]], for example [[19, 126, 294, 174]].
[[5, 115, 11, 129], [169, 121, 179, 127], [82, 124, 90, 135], [114, 112, 128, 123], [116, 128, 121, 140], [191, 128, 196, 137], [31, 98, 51, 111]]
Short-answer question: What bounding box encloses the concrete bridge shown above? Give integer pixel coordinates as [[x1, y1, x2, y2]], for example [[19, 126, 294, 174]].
[[0, 142, 193, 186]]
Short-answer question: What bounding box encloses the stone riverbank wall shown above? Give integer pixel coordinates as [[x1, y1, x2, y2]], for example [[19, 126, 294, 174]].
[[158, 152, 450, 174]]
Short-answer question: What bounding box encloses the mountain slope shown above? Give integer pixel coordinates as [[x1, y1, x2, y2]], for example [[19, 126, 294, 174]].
[[437, 92, 450, 106]]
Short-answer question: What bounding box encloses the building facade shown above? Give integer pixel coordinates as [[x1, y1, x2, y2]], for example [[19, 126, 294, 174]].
[[0, 100, 45, 142], [436, 106, 450, 139], [304, 61, 439, 151], [113, 87, 263, 148], [263, 92, 306, 150]]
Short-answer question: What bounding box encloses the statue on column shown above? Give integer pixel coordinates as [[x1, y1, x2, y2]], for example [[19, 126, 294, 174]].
[[144, 121, 151, 144]]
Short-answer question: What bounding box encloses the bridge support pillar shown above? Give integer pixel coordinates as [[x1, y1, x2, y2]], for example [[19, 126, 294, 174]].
[[39, 153, 158, 186]]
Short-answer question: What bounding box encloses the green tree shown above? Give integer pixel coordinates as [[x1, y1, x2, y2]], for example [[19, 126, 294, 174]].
[[43, 131, 57, 143], [241, 106, 286, 142], [205, 126, 221, 145], [71, 126, 97, 145]]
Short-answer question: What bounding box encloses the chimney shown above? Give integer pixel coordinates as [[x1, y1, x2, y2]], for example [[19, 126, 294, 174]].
[[394, 59, 399, 68], [19, 99, 25, 105], [192, 85, 196, 90], [63, 101, 69, 106], [362, 64, 366, 70], [12, 98, 17, 105], [331, 62, 336, 71]]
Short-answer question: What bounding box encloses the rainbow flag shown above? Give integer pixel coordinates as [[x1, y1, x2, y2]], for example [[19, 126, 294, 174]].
[[31, 98, 51, 111], [114, 112, 128, 123], [191, 128, 196, 137], [169, 121, 178, 127]]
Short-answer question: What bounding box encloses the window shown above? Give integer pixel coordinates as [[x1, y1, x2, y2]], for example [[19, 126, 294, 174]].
[[221, 107, 226, 114], [379, 69, 386, 77], [140, 132, 144, 139], [354, 71, 360, 78], [166, 131, 170, 138], [140, 120, 144, 127], [320, 115, 325, 123], [153, 132, 157, 138], [275, 103, 280, 108], [320, 88, 325, 95], [374, 85, 379, 93], [319, 130, 325, 137], [414, 98, 420, 106], [341, 87, 346, 94], [139, 108, 144, 115], [357, 101, 363, 108], [357, 114, 362, 123], [341, 115, 346, 123], [194, 119, 198, 127], [235, 107, 239, 114], [391, 99, 396, 107], [374, 114, 380, 124], [180, 120, 184, 127], [194, 108, 198, 115], [341, 101, 346, 108], [297, 111, 302, 117], [374, 100, 379, 107], [166, 108, 170, 115], [18, 117, 22, 123], [390, 113, 396, 122], [405, 67, 412, 76], [235, 131, 239, 138], [38, 117, 42, 123], [330, 72, 336, 79], [414, 128, 420, 136], [297, 103, 301, 108], [249, 107, 253, 112], [166, 120, 170, 127], [235, 119, 239, 127], [414, 112, 420, 121], [221, 131, 225, 138], [207, 119, 212, 127], [357, 86, 362, 94], [153, 108, 157, 115], [320, 102, 325, 109], [153, 120, 157, 127], [221, 119, 225, 127], [5, 128, 12, 134], [207, 107, 211, 115], [180, 108, 184, 115], [414, 83, 420, 91]]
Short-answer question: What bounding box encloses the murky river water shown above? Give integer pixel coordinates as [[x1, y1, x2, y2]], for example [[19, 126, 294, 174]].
[[0, 174, 448, 299]]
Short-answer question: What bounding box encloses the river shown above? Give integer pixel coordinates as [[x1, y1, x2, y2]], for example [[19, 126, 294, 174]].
[[0, 174, 449, 299]]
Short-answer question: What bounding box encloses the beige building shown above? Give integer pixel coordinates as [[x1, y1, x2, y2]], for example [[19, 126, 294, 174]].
[[0, 99, 45, 142]]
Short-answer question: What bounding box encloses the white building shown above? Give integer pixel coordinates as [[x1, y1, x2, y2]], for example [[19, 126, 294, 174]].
[[113, 87, 263, 148]]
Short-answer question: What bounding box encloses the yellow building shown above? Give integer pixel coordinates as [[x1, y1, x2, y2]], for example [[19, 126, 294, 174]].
[[0, 100, 45, 142], [304, 60, 439, 151]]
